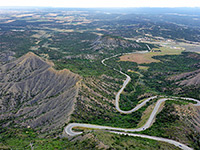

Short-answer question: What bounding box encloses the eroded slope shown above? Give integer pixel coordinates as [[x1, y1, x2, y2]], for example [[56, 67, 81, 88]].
[[172, 68, 200, 86], [0, 52, 80, 133]]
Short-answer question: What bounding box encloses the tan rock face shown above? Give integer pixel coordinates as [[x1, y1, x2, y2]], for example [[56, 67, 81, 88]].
[[0, 52, 80, 133]]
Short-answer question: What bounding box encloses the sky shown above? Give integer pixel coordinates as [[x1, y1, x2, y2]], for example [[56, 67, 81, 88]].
[[0, 0, 200, 8]]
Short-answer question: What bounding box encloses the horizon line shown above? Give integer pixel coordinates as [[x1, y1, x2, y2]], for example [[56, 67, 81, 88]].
[[1, 6, 200, 8]]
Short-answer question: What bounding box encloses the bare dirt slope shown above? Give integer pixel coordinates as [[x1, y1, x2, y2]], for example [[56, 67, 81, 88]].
[[171, 69, 200, 86], [0, 52, 80, 132]]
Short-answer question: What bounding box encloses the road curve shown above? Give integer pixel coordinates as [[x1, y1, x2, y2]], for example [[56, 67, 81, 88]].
[[65, 97, 200, 149], [102, 51, 156, 114], [65, 51, 200, 150], [65, 98, 200, 134]]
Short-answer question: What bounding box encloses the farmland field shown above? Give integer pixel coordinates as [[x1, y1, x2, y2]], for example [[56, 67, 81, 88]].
[[120, 46, 183, 64]]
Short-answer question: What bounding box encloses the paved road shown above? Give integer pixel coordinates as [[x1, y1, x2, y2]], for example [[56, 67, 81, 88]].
[[65, 51, 200, 150], [115, 70, 157, 114], [65, 98, 200, 133], [65, 97, 200, 149], [146, 44, 151, 51]]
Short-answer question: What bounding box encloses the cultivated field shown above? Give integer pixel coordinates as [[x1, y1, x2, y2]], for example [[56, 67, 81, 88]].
[[120, 46, 183, 64]]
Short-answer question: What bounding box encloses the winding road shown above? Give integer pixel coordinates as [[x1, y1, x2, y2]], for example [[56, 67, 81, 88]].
[[65, 50, 200, 150]]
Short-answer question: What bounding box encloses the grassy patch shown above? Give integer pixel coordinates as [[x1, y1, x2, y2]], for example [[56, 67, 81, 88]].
[[138, 66, 149, 70]]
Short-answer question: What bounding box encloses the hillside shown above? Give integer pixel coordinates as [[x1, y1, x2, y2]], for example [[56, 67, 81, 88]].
[[91, 35, 142, 51], [0, 52, 80, 133], [140, 101, 200, 149], [171, 68, 200, 86]]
